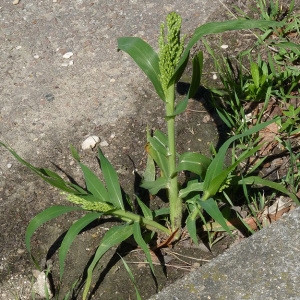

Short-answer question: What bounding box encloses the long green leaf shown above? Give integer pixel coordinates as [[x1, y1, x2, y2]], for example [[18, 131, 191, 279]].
[[203, 144, 261, 200], [186, 214, 198, 245], [146, 141, 169, 178], [117, 37, 165, 101], [98, 149, 124, 210], [188, 51, 203, 98], [173, 51, 203, 116], [174, 19, 282, 82], [118, 255, 142, 300], [83, 224, 134, 300], [143, 154, 156, 183], [70, 145, 109, 203], [136, 196, 153, 220], [133, 222, 155, 274], [176, 152, 211, 179], [59, 212, 102, 280], [240, 176, 299, 205], [198, 198, 232, 234], [25, 206, 82, 253], [203, 119, 276, 192], [0, 142, 78, 194]]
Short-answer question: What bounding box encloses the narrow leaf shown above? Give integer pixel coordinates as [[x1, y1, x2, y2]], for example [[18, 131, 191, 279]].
[[25, 206, 82, 253], [136, 196, 153, 220], [174, 19, 282, 83], [133, 222, 155, 274], [198, 198, 232, 234], [98, 149, 124, 210], [143, 154, 156, 183], [0, 142, 78, 194], [80, 162, 109, 203], [187, 51, 203, 98], [83, 224, 134, 300], [117, 37, 165, 101], [59, 212, 102, 280], [146, 142, 169, 178], [186, 214, 198, 245], [118, 255, 142, 300], [203, 119, 276, 192], [240, 176, 299, 205]]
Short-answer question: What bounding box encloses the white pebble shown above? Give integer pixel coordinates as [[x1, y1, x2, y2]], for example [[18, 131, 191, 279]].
[[221, 44, 229, 49], [32, 271, 53, 298], [63, 52, 73, 59], [110, 132, 115, 139], [81, 136, 100, 150], [213, 73, 217, 80], [34, 54, 39, 59], [16, 46, 22, 50], [7, 163, 12, 169], [61, 62, 69, 67], [13, 0, 20, 5], [69, 60, 74, 65], [100, 140, 109, 147]]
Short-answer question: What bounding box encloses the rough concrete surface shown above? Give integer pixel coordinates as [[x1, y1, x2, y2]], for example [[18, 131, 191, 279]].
[[149, 207, 300, 300]]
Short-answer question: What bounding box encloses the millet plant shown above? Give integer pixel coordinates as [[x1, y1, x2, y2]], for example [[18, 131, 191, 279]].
[[1, 12, 298, 299]]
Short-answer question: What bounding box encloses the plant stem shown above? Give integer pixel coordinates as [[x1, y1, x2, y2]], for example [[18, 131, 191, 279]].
[[165, 84, 182, 239], [110, 209, 170, 235]]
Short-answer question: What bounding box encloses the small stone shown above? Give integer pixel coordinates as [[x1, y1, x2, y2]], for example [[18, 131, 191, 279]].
[[7, 163, 12, 169], [17, 248, 25, 255], [34, 54, 39, 59], [100, 140, 109, 147], [53, 0, 57, 2], [61, 62, 69, 67], [212, 73, 217, 80], [221, 44, 229, 49], [13, 0, 20, 5], [110, 132, 116, 139], [45, 93, 55, 102], [81, 136, 100, 150], [32, 271, 53, 298], [63, 51, 73, 59], [69, 60, 74, 65], [16, 46, 22, 50]]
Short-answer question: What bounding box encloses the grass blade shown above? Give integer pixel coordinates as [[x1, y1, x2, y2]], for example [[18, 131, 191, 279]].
[[0, 142, 78, 194], [98, 149, 124, 210], [133, 222, 155, 274], [25, 205, 82, 268], [59, 212, 102, 280], [118, 254, 142, 300], [198, 198, 232, 234], [83, 224, 134, 300]]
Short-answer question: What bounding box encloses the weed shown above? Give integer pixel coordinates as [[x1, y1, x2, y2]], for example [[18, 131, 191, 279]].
[[0, 12, 298, 299]]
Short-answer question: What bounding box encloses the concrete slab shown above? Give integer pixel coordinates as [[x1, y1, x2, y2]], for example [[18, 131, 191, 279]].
[[149, 207, 300, 300]]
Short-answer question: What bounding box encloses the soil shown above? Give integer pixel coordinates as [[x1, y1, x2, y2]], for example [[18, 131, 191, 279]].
[[0, 0, 299, 299]]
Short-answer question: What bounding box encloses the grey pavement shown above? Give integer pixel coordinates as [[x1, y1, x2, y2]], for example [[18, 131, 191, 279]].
[[149, 207, 300, 300]]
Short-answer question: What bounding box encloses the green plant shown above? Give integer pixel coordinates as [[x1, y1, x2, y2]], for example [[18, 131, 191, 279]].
[[1, 13, 297, 299]]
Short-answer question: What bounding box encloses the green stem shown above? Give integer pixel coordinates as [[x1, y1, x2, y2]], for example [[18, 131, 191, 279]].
[[165, 84, 182, 239], [109, 209, 170, 235]]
